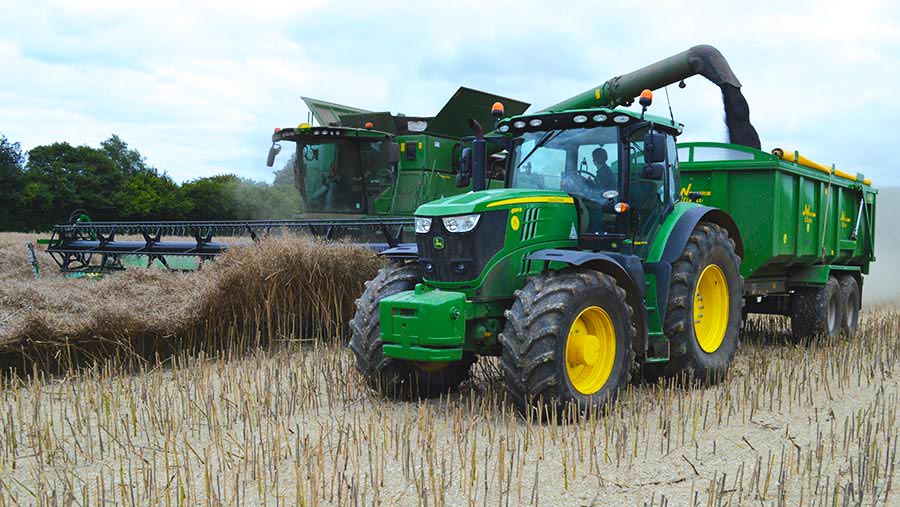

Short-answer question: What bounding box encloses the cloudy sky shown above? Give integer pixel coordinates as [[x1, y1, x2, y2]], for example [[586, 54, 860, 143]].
[[1, 0, 898, 185]]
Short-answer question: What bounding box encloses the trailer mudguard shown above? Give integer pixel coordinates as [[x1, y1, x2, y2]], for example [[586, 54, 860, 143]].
[[527, 249, 648, 355], [644, 204, 743, 324]]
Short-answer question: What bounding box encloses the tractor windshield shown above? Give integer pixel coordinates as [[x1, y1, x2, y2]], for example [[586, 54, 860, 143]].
[[294, 138, 391, 213], [509, 126, 621, 203]]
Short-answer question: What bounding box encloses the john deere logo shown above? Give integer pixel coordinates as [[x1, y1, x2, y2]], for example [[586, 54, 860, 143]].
[[433, 237, 445, 250]]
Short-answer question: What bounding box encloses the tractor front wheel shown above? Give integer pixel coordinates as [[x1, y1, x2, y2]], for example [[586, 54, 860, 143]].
[[499, 269, 635, 417], [649, 222, 743, 384], [349, 264, 474, 399]]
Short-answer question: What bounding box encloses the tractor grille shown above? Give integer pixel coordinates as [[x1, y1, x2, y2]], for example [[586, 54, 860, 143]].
[[417, 210, 508, 283]]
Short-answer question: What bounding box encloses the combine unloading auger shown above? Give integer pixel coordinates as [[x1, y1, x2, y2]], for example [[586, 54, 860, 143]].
[[543, 44, 761, 149]]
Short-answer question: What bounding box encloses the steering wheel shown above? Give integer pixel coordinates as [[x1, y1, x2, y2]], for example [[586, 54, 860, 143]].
[[576, 170, 597, 184]]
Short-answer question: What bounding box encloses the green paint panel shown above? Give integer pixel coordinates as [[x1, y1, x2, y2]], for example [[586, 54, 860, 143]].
[[380, 287, 466, 361], [427, 87, 530, 139], [678, 142, 877, 282]]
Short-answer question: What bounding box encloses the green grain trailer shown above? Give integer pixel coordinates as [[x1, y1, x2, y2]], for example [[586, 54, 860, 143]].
[[678, 142, 876, 335], [349, 45, 878, 416]]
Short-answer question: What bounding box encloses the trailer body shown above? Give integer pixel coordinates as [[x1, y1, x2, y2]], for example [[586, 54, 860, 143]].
[[678, 142, 876, 312]]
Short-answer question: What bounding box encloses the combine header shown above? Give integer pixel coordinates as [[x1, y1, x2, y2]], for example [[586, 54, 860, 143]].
[[44, 88, 529, 273], [45, 216, 413, 273]]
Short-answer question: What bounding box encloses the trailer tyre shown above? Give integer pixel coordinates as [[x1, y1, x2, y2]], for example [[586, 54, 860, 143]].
[[650, 222, 743, 384], [838, 275, 860, 335], [349, 264, 474, 399], [499, 269, 635, 417], [790, 276, 843, 340]]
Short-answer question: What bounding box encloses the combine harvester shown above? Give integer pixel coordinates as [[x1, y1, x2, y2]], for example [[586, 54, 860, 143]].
[[44, 89, 528, 273], [350, 45, 877, 414]]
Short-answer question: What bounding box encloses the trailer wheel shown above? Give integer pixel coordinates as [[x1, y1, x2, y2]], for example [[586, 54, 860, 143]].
[[790, 276, 843, 340], [349, 264, 474, 399], [649, 222, 743, 384], [499, 269, 635, 417], [837, 275, 860, 335]]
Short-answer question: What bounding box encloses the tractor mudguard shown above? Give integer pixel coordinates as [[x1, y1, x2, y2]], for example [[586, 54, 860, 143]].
[[644, 205, 743, 323], [379, 244, 418, 260], [527, 249, 648, 354]]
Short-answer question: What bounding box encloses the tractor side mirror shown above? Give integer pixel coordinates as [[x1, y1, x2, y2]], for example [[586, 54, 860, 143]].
[[457, 146, 472, 188], [386, 142, 401, 165], [266, 143, 282, 167], [642, 163, 665, 180], [643, 132, 667, 164]]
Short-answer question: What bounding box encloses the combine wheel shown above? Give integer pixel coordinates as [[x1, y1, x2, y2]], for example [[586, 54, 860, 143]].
[[650, 222, 743, 384], [790, 276, 843, 340], [499, 269, 635, 416], [349, 264, 474, 399], [838, 275, 861, 335]]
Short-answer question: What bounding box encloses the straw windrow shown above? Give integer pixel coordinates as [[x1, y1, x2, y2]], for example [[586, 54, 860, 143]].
[[0, 233, 383, 372]]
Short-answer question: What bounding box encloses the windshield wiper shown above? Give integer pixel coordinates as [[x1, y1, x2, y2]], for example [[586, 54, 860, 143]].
[[516, 129, 562, 169]]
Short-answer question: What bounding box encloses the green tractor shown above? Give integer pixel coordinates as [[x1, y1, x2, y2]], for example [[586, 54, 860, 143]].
[[349, 45, 876, 414]]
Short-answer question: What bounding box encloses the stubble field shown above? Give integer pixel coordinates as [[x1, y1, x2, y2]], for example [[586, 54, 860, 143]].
[[0, 231, 898, 506]]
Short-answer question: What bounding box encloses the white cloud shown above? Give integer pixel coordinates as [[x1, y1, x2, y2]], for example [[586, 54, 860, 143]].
[[1, 0, 898, 185]]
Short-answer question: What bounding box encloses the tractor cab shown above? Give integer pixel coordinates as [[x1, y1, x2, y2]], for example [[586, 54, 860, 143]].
[[267, 125, 400, 215], [494, 108, 682, 256]]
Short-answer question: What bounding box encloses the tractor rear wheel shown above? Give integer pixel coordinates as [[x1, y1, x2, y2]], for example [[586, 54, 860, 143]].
[[499, 269, 635, 417], [790, 276, 843, 340], [649, 222, 743, 384], [838, 275, 861, 335], [349, 264, 474, 399]]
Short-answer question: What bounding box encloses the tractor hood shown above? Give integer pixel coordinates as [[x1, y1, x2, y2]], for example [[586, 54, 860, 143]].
[[415, 188, 574, 217]]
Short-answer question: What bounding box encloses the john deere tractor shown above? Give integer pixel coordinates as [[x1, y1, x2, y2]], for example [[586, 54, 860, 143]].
[[349, 45, 876, 414]]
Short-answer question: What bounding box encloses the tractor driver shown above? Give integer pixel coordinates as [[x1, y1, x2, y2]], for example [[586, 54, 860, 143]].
[[562, 147, 617, 203], [591, 147, 616, 190]]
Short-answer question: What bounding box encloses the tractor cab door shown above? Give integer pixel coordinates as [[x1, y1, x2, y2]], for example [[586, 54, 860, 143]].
[[628, 131, 678, 257]]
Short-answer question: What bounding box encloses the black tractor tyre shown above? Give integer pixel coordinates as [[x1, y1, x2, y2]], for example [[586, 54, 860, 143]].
[[790, 276, 843, 340], [645, 222, 743, 384], [499, 269, 636, 417], [837, 275, 861, 335], [349, 264, 475, 399]]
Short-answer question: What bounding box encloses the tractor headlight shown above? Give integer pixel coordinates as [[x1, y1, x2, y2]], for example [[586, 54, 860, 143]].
[[442, 214, 480, 233], [414, 217, 432, 234]]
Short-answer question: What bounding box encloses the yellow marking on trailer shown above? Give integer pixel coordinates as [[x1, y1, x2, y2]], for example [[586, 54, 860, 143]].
[[783, 233, 788, 244], [595, 89, 602, 100], [486, 196, 575, 208], [773, 147, 874, 186], [840, 211, 852, 228]]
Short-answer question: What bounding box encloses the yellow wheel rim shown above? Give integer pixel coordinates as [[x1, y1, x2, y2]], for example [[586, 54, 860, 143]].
[[693, 264, 729, 353], [565, 306, 616, 395]]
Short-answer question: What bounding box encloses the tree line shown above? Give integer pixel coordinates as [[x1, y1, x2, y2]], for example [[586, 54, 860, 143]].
[[0, 134, 299, 231]]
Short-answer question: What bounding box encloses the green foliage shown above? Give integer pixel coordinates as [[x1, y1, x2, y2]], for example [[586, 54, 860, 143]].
[[0, 135, 25, 228], [0, 133, 301, 231], [272, 153, 296, 187], [21, 142, 125, 228]]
